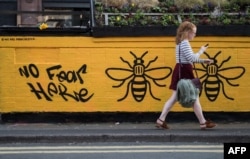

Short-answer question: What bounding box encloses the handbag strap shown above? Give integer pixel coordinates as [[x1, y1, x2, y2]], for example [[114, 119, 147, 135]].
[[178, 43, 199, 79]]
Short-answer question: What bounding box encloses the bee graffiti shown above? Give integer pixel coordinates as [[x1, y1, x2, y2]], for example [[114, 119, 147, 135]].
[[195, 51, 245, 101], [105, 51, 172, 102]]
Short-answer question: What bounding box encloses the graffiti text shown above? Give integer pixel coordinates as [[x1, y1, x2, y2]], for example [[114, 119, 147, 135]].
[[19, 64, 94, 102]]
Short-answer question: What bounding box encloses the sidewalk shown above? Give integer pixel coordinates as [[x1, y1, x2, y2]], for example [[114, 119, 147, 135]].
[[0, 122, 250, 144]]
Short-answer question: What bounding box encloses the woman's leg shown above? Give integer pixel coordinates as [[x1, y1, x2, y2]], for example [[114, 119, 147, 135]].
[[193, 97, 217, 129], [158, 91, 177, 122], [193, 97, 206, 124]]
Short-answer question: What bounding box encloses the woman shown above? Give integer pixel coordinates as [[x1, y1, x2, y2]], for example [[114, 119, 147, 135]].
[[156, 21, 216, 130]]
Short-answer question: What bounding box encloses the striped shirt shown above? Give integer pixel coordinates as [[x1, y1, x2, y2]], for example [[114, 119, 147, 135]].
[[176, 40, 204, 64]]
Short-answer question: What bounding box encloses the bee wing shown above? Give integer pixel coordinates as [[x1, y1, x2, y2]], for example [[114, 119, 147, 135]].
[[105, 68, 133, 81], [218, 67, 245, 80], [218, 67, 245, 86], [194, 67, 207, 80], [144, 67, 172, 80]]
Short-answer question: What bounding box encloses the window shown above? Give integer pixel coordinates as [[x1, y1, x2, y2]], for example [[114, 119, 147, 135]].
[[0, 0, 94, 35]]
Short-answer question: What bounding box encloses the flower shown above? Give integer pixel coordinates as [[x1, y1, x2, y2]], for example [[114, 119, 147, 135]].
[[116, 16, 121, 21], [39, 23, 48, 30], [168, 15, 172, 21]]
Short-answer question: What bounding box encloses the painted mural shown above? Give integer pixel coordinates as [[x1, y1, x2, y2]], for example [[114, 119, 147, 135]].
[[0, 36, 249, 112], [195, 51, 246, 101], [105, 51, 172, 102]]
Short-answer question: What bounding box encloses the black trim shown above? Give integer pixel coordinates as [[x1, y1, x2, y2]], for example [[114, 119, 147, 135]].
[[43, 2, 90, 9], [92, 25, 250, 37], [1, 112, 250, 123], [197, 25, 250, 36], [92, 26, 177, 37], [0, 26, 92, 36], [1, 25, 249, 37]]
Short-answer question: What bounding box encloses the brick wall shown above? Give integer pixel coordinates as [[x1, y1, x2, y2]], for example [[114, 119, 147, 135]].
[[0, 36, 249, 112]]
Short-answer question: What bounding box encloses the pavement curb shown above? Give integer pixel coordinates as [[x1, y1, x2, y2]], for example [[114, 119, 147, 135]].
[[1, 122, 250, 144], [1, 134, 250, 144]]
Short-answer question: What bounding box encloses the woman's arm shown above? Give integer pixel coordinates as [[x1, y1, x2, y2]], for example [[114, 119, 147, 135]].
[[181, 40, 213, 64]]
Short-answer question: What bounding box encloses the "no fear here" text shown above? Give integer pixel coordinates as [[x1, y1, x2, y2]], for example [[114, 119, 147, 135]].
[[19, 64, 94, 102]]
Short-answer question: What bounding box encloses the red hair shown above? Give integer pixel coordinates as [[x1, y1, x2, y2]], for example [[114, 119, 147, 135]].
[[175, 21, 196, 44]]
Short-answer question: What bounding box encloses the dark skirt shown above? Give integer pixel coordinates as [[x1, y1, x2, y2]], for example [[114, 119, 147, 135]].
[[169, 63, 195, 90]]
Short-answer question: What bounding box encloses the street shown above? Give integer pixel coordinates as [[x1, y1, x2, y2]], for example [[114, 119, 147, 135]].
[[0, 142, 223, 159], [0, 122, 249, 159]]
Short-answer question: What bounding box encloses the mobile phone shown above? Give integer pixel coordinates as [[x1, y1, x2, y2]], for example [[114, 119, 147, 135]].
[[205, 43, 209, 47]]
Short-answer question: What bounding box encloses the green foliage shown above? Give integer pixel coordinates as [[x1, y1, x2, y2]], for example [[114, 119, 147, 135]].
[[161, 14, 179, 26], [203, 0, 229, 7], [174, 0, 205, 10], [230, 0, 250, 6], [94, 0, 250, 26]]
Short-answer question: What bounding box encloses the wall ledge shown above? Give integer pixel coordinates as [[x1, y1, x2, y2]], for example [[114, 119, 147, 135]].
[[1, 25, 249, 37], [92, 25, 250, 37]]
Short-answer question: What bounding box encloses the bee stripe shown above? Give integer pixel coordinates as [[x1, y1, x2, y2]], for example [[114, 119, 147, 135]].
[[207, 81, 219, 84], [134, 66, 144, 75], [207, 65, 217, 75], [133, 88, 146, 92], [134, 96, 144, 101], [207, 94, 217, 97], [133, 81, 145, 84], [206, 87, 218, 91]]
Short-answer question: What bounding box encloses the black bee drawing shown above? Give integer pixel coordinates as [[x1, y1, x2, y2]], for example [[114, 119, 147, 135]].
[[195, 51, 245, 101], [105, 51, 172, 102]]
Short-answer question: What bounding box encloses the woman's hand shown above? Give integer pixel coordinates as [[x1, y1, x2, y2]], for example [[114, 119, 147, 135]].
[[200, 45, 208, 52], [198, 44, 209, 55], [204, 59, 214, 65]]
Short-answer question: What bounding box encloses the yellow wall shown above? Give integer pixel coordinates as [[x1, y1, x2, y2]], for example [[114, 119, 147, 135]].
[[0, 36, 249, 113]]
